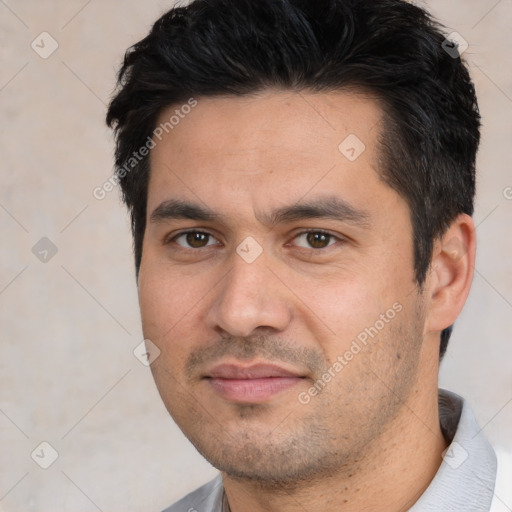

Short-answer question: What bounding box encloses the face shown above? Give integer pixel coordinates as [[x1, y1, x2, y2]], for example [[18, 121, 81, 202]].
[[138, 90, 428, 485]]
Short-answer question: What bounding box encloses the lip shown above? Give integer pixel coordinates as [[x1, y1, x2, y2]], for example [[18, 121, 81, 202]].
[[207, 363, 303, 379], [204, 363, 305, 403]]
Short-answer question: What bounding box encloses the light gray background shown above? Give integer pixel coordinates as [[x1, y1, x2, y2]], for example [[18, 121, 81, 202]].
[[1, 1, 511, 511]]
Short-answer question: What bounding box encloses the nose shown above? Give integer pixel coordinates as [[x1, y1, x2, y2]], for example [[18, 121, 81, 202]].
[[206, 247, 293, 338]]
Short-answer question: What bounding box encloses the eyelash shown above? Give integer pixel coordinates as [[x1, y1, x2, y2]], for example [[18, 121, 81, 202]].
[[166, 229, 343, 251]]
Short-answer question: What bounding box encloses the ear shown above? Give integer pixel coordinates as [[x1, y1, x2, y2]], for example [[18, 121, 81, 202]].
[[424, 213, 476, 335]]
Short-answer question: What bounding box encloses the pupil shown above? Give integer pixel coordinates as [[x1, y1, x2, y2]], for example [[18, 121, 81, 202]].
[[187, 232, 207, 247], [307, 232, 329, 248]]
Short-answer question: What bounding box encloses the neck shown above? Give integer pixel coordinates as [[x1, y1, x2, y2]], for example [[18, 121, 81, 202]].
[[222, 381, 447, 512]]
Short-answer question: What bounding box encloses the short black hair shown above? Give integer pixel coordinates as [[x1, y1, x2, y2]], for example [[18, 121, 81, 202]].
[[106, 0, 480, 360]]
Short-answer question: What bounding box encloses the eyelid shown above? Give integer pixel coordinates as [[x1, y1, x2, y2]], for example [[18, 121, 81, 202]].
[[164, 229, 221, 248], [164, 228, 345, 250], [288, 229, 344, 249]]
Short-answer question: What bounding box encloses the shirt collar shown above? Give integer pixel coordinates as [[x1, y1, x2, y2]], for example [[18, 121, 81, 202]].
[[409, 388, 497, 511]]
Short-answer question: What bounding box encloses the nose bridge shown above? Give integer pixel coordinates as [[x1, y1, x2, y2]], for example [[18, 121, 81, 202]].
[[209, 243, 292, 337]]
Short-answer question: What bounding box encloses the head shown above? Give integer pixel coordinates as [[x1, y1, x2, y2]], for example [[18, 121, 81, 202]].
[[106, 0, 479, 486]]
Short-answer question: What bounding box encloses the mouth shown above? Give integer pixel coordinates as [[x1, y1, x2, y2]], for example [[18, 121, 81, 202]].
[[203, 362, 306, 403]]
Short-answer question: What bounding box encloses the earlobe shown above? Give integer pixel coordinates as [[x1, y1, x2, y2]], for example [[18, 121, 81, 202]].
[[425, 214, 476, 333]]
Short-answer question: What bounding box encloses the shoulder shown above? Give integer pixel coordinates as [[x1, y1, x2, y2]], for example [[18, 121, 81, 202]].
[[161, 474, 224, 512]]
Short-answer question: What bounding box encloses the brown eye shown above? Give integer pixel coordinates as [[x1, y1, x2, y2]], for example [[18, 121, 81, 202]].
[[294, 231, 337, 249], [174, 231, 217, 249]]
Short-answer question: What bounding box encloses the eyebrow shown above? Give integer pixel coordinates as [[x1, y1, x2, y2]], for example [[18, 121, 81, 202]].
[[149, 195, 371, 229]]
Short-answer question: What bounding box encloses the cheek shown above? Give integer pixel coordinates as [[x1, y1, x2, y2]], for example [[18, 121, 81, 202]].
[[288, 264, 403, 348], [138, 262, 199, 342], [138, 257, 223, 371]]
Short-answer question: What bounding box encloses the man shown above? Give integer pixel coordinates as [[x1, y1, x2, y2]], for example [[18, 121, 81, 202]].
[[106, 0, 498, 510]]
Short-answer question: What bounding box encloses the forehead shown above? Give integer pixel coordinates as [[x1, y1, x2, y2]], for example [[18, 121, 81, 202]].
[[152, 89, 383, 161], [147, 90, 390, 222]]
